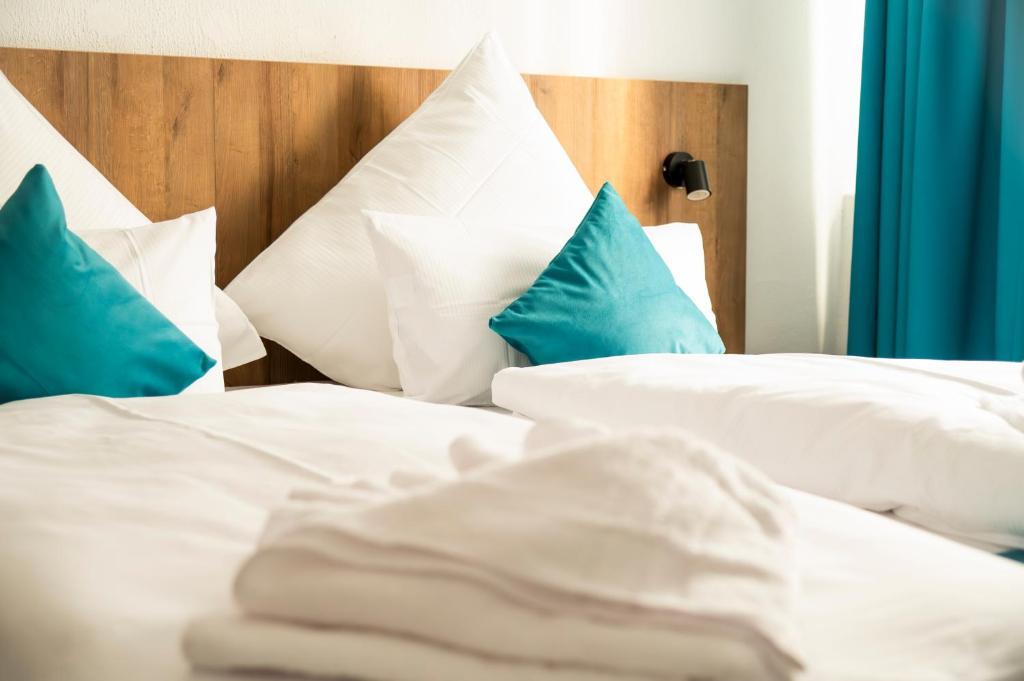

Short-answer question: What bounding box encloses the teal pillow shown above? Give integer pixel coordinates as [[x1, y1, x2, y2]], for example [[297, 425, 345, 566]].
[[489, 182, 725, 365], [0, 165, 215, 403]]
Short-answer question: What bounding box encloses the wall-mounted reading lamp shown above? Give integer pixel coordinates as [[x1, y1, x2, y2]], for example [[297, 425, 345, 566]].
[[662, 152, 711, 201]]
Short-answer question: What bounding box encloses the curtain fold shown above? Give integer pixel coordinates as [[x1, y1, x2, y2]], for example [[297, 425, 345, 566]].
[[849, 0, 1024, 360]]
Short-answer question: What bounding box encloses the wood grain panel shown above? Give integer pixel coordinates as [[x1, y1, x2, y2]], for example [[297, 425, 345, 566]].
[[211, 59, 273, 386], [0, 47, 748, 385], [163, 57, 216, 219], [86, 53, 165, 218]]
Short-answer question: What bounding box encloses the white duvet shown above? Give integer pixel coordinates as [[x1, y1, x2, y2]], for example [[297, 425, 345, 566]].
[[1, 383, 1024, 681], [492, 354, 1024, 549], [0, 385, 530, 681]]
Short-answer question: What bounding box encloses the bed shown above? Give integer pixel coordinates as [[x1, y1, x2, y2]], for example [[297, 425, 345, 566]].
[[1, 39, 1023, 681], [2, 385, 1024, 681]]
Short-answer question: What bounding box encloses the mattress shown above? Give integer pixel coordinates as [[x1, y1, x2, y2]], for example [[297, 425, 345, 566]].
[[1, 383, 1023, 681]]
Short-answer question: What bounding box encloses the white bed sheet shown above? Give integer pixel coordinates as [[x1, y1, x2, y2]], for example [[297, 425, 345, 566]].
[[0, 385, 530, 681], [1, 383, 1023, 681]]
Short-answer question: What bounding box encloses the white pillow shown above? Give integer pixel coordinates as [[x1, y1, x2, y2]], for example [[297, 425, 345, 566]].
[[365, 211, 565, 405], [81, 208, 224, 393], [212, 293, 266, 371], [643, 223, 717, 329], [366, 213, 719, 405], [0, 70, 265, 371], [225, 33, 593, 390]]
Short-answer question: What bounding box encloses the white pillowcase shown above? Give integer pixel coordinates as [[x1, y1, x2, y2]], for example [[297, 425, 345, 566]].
[[365, 211, 566, 405], [212, 293, 265, 371], [366, 213, 719, 406], [225, 33, 593, 390], [81, 208, 224, 394], [0, 70, 265, 371], [644, 223, 717, 329]]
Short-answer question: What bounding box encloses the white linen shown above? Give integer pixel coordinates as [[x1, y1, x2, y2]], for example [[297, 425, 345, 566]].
[[786, 486, 1024, 681], [2, 384, 1024, 681], [0, 385, 529, 681], [81, 208, 224, 393], [225, 33, 593, 390], [0, 69, 265, 370], [492, 353, 1024, 549], [188, 616, 660, 681], [643, 223, 717, 328], [186, 424, 802, 681], [213, 293, 267, 369], [364, 211, 563, 404]]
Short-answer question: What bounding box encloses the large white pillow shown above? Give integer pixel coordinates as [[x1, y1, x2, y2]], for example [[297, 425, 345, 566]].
[[225, 33, 593, 390], [81, 208, 224, 394], [0, 70, 265, 371], [365, 211, 565, 405], [644, 223, 717, 329]]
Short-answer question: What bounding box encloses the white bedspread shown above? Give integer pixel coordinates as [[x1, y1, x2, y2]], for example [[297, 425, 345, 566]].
[[492, 354, 1024, 549], [1, 382, 1023, 681], [185, 424, 803, 681], [0, 384, 529, 681]]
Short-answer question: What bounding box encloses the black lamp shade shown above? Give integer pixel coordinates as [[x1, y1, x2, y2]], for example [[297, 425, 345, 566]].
[[661, 152, 712, 201], [681, 160, 710, 200]]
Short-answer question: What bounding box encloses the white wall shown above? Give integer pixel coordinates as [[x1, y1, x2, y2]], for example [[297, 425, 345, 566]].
[[0, 0, 863, 354], [810, 0, 865, 354]]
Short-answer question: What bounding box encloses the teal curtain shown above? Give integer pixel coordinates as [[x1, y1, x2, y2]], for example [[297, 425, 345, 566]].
[[849, 0, 1024, 360]]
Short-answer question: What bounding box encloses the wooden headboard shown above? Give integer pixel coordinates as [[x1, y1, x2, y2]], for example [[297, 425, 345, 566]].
[[0, 47, 747, 387]]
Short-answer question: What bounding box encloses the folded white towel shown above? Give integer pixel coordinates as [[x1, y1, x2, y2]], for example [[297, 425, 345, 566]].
[[185, 423, 803, 681]]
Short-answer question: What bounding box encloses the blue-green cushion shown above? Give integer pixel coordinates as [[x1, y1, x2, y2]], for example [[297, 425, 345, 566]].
[[0, 165, 215, 403], [489, 182, 724, 365]]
